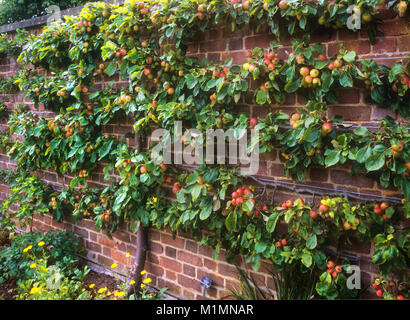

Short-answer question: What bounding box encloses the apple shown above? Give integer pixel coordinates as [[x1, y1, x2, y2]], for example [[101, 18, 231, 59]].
[[376, 289, 383, 297], [248, 64, 256, 72], [310, 210, 318, 219], [281, 239, 287, 246], [140, 166, 147, 174], [327, 260, 335, 269], [285, 200, 294, 207], [236, 197, 244, 205], [321, 122, 333, 135], [333, 59, 343, 68], [299, 67, 310, 76], [380, 202, 389, 211], [197, 4, 206, 12], [278, 0, 288, 9], [197, 12, 204, 20], [310, 69, 319, 77], [249, 117, 258, 128], [232, 191, 239, 199], [296, 55, 305, 64], [319, 204, 329, 213], [374, 204, 382, 215]]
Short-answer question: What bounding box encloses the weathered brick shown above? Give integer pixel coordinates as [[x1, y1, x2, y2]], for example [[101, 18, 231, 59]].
[[177, 250, 203, 267], [160, 256, 182, 273]]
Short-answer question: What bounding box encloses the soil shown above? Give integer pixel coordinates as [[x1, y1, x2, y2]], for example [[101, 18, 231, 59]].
[[0, 269, 119, 300]]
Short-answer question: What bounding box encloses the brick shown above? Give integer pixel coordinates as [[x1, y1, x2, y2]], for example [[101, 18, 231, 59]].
[[199, 40, 226, 52], [372, 107, 397, 121], [145, 262, 164, 277], [158, 278, 181, 296], [228, 38, 243, 51], [111, 250, 128, 264], [328, 106, 372, 121], [177, 274, 202, 292], [165, 246, 177, 258], [330, 170, 374, 188], [185, 240, 198, 253], [166, 270, 177, 281], [160, 233, 185, 248], [74, 227, 88, 239], [177, 250, 203, 267], [183, 264, 196, 278], [160, 256, 182, 273], [372, 37, 396, 53], [218, 263, 238, 278], [85, 241, 101, 253], [98, 236, 115, 248], [309, 167, 329, 182], [397, 36, 410, 52], [244, 34, 275, 49], [148, 240, 163, 254], [378, 20, 410, 36]]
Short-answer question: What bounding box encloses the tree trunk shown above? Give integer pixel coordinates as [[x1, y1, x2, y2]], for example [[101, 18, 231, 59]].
[[127, 224, 148, 295]]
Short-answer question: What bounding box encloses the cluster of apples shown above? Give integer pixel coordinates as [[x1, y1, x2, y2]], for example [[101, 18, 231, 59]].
[[309, 201, 330, 219], [326, 260, 343, 278], [391, 140, 405, 159], [373, 202, 389, 220], [274, 238, 287, 248], [115, 93, 133, 105], [49, 197, 58, 210], [102, 209, 111, 223], [56, 89, 69, 98], [75, 20, 93, 35], [372, 280, 405, 299], [299, 66, 321, 88], [231, 187, 253, 206], [78, 169, 88, 179], [197, 4, 207, 20]]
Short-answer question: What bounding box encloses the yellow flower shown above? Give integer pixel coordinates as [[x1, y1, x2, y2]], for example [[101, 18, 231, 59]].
[[38, 241, 45, 247], [29, 263, 37, 269], [141, 284, 145, 288], [126, 252, 130, 258], [152, 197, 158, 203], [114, 291, 125, 297], [140, 270, 146, 275], [98, 287, 107, 294], [143, 278, 152, 284], [129, 280, 135, 285], [30, 287, 41, 294], [89, 284, 95, 289], [23, 245, 33, 253], [107, 291, 111, 296], [249, 185, 255, 192], [111, 263, 117, 269], [82, 288, 85, 292]]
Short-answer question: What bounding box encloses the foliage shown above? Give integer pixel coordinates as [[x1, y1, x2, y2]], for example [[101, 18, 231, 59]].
[[0, 0, 88, 26], [0, 230, 83, 284]]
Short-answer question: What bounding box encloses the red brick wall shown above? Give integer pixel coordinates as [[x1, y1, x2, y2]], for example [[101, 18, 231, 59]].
[[0, 7, 409, 300]]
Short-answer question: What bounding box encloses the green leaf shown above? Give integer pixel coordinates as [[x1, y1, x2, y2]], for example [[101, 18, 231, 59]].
[[105, 62, 117, 77], [199, 203, 213, 220], [365, 153, 385, 172], [266, 212, 281, 233], [306, 234, 317, 249], [343, 51, 356, 63], [301, 251, 313, 268], [325, 150, 340, 167], [225, 210, 237, 232], [339, 72, 353, 87]]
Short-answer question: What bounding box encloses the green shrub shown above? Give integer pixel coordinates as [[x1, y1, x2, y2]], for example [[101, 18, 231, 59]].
[[0, 230, 83, 284], [0, 0, 88, 26]]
